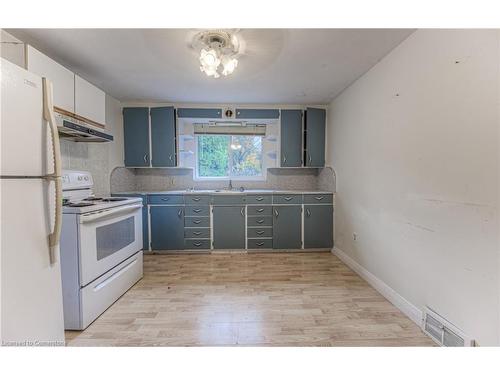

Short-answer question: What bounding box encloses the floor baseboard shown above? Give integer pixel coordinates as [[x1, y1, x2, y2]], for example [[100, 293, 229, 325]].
[[332, 246, 423, 326]]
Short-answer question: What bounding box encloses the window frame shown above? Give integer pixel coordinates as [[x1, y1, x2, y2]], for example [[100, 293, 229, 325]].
[[194, 134, 266, 182]]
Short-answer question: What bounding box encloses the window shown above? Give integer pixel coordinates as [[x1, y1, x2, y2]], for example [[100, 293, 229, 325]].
[[196, 134, 263, 179]]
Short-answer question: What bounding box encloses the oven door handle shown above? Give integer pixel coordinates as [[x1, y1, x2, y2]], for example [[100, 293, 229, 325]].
[[79, 204, 143, 224]]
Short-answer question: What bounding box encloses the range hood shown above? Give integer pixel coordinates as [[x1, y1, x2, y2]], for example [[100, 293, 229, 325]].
[[55, 112, 113, 142]]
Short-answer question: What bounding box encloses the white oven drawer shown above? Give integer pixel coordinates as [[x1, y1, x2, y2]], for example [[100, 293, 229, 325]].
[[78, 203, 143, 286], [79, 251, 143, 330]]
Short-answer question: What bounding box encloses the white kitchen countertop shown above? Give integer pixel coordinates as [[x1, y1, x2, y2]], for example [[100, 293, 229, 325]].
[[113, 189, 334, 195]]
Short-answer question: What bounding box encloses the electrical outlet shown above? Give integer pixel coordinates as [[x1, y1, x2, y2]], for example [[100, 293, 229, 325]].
[[353, 232, 358, 241]]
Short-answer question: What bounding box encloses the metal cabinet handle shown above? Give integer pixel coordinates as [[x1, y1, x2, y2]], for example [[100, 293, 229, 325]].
[[256, 230, 265, 235], [306, 208, 311, 217], [193, 219, 201, 224], [284, 196, 293, 201], [240, 207, 245, 216], [314, 196, 324, 201], [192, 197, 201, 202], [256, 219, 264, 224], [308, 155, 312, 163], [143, 154, 149, 163], [193, 231, 202, 235], [193, 242, 202, 247], [256, 196, 264, 201], [169, 155, 173, 161], [274, 209, 279, 218], [161, 197, 170, 201], [256, 242, 264, 247], [193, 208, 202, 213], [177, 209, 183, 218], [283, 154, 287, 164], [257, 208, 264, 213]]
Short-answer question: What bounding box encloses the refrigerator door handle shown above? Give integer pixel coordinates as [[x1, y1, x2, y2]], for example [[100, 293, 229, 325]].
[[43, 78, 62, 264]]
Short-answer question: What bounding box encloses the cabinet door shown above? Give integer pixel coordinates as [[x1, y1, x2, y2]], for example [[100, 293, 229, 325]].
[[150, 206, 184, 250], [212, 206, 245, 249], [177, 108, 222, 118], [74, 75, 106, 125], [123, 107, 150, 167], [25, 45, 75, 113], [235, 108, 280, 119], [280, 109, 302, 167], [273, 205, 302, 249], [151, 107, 176, 167], [304, 205, 333, 248], [305, 107, 326, 167]]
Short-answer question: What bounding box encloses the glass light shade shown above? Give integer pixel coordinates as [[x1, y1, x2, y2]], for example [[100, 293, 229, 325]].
[[199, 48, 220, 69], [221, 56, 238, 76]]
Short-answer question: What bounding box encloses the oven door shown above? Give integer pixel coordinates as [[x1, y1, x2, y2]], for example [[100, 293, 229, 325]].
[[78, 203, 143, 286]]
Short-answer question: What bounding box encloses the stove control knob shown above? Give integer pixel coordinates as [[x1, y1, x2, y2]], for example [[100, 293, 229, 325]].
[[84, 176, 89, 181], [78, 176, 82, 181]]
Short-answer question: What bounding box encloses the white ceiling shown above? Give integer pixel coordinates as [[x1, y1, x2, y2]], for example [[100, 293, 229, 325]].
[[9, 29, 414, 104]]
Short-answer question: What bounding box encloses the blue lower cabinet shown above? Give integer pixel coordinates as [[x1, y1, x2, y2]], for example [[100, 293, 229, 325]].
[[304, 205, 333, 248], [150, 206, 184, 250], [212, 206, 245, 249], [273, 205, 302, 249]]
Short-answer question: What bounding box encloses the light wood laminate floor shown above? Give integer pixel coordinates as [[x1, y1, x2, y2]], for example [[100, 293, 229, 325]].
[[65, 253, 435, 346]]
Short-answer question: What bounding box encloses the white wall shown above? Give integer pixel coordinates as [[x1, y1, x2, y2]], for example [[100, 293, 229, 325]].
[[0, 29, 24, 66], [327, 29, 500, 346]]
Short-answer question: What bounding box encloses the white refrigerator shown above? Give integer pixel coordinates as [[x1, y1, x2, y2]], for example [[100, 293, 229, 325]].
[[0, 58, 65, 345]]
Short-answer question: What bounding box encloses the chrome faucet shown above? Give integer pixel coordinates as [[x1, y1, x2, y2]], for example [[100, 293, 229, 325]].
[[228, 179, 233, 190]]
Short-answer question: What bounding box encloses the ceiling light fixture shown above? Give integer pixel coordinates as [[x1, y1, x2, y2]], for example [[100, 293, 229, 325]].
[[192, 30, 240, 78]]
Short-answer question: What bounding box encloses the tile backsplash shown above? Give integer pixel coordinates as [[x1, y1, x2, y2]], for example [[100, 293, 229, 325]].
[[60, 139, 111, 196], [110, 167, 336, 193]]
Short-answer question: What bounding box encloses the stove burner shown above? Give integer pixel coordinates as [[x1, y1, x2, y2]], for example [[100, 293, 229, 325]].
[[67, 202, 95, 207], [101, 197, 128, 202]]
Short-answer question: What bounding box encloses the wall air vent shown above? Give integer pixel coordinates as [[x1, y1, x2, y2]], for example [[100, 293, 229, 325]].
[[422, 307, 474, 346]]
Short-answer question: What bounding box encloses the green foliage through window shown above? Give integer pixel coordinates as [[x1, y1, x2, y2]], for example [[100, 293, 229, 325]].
[[197, 134, 263, 178]]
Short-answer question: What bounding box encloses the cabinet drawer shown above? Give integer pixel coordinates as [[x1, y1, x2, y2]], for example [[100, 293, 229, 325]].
[[247, 227, 272, 238], [247, 239, 273, 249], [184, 206, 210, 216], [246, 194, 272, 205], [148, 194, 184, 205], [184, 228, 210, 239], [184, 239, 211, 249], [185, 217, 210, 227], [247, 206, 272, 216], [303, 194, 333, 204], [212, 195, 245, 205], [247, 216, 272, 227], [184, 195, 211, 205], [273, 194, 303, 204]]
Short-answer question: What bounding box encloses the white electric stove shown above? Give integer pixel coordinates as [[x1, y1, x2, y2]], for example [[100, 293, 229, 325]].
[[60, 170, 144, 330]]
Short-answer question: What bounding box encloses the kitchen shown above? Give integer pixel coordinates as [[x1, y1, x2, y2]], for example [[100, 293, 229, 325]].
[[0, 4, 499, 373]]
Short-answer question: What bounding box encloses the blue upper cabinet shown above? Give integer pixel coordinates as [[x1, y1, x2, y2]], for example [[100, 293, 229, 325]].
[[280, 109, 303, 167], [150, 107, 176, 167], [235, 109, 280, 119], [305, 107, 326, 167], [123, 107, 150, 167], [177, 108, 222, 118]]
